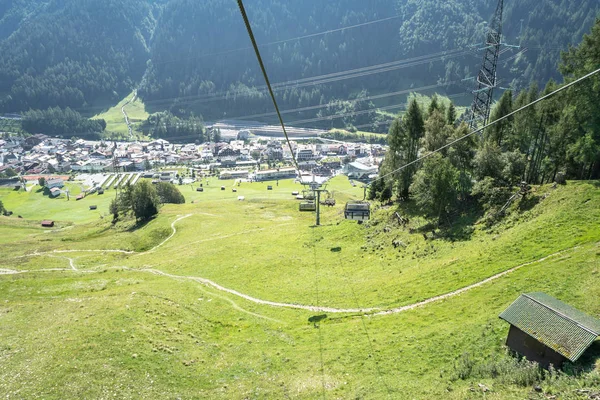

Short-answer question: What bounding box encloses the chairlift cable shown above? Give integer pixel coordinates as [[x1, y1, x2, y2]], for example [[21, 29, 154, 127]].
[[334, 251, 393, 397], [372, 66, 600, 187], [310, 220, 327, 398], [237, 0, 300, 172]]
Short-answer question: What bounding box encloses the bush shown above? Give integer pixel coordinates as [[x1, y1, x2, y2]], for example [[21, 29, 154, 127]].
[[155, 182, 185, 204], [131, 180, 160, 221], [110, 180, 160, 222], [450, 351, 544, 387]]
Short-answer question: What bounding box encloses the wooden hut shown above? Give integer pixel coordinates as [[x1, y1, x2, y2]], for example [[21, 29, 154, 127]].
[[499, 293, 600, 368], [41, 220, 55, 228]]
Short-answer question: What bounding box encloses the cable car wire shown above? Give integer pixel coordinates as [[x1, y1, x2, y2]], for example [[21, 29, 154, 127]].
[[372, 66, 600, 187], [236, 0, 299, 172], [312, 226, 327, 399], [334, 250, 393, 396], [148, 14, 405, 68]]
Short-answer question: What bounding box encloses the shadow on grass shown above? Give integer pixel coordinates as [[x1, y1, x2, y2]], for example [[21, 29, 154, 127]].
[[569, 341, 600, 375], [126, 217, 155, 232], [392, 198, 484, 242], [517, 194, 541, 213]]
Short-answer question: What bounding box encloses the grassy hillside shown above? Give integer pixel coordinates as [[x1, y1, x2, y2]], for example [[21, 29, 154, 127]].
[[93, 91, 149, 138], [1, 178, 599, 399]]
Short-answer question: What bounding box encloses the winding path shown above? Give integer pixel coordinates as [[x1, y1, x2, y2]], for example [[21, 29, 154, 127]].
[[121, 90, 137, 139], [2, 213, 580, 317], [135, 247, 573, 315]]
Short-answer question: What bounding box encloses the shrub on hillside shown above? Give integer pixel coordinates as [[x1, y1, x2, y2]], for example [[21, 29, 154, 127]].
[[450, 351, 543, 386], [155, 182, 185, 204], [110, 180, 160, 223]]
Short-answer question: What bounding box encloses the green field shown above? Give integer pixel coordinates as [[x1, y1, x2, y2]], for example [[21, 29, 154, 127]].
[[93, 91, 149, 137], [1, 177, 599, 399]]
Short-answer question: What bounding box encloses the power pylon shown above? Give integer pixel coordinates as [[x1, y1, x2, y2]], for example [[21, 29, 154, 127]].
[[468, 0, 504, 132]]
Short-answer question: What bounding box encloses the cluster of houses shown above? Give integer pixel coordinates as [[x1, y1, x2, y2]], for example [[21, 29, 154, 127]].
[[1, 133, 384, 181]]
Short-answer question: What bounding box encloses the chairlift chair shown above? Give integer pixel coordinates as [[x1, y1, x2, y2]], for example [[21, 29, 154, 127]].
[[344, 201, 370, 222], [319, 190, 335, 207], [299, 201, 316, 212], [302, 189, 315, 200]]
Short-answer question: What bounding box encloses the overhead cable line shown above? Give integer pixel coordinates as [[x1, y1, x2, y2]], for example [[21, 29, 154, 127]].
[[374, 67, 600, 186], [135, 91, 472, 143], [312, 227, 327, 399], [235, 0, 299, 172], [150, 14, 404, 67], [334, 251, 393, 397], [62, 48, 471, 115], [125, 49, 473, 110], [239, 81, 462, 120]]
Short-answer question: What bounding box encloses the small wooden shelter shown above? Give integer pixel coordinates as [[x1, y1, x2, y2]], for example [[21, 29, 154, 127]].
[[49, 187, 61, 198], [499, 292, 600, 368], [41, 220, 55, 227]]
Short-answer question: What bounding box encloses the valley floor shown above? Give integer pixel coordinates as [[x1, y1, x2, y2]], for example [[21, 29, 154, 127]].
[[1, 177, 599, 399]]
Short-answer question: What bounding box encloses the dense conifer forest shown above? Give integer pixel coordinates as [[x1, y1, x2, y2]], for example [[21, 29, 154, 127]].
[[0, 0, 598, 134]]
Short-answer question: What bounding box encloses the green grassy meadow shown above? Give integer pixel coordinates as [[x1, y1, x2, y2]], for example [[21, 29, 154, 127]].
[[93, 91, 149, 136], [1, 177, 599, 399]]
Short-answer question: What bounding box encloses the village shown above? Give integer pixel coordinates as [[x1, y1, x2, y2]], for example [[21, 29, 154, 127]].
[[0, 132, 384, 193]]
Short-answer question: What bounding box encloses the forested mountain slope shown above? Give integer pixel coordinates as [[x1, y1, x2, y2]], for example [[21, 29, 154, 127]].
[[0, 0, 163, 113], [0, 0, 598, 128], [140, 0, 599, 125]]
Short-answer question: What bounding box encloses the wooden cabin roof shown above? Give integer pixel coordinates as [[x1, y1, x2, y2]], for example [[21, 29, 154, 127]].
[[499, 293, 600, 362]]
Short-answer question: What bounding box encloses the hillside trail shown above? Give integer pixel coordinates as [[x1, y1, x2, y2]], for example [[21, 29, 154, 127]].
[[134, 246, 574, 315], [121, 90, 136, 139], [13, 214, 193, 259], [5, 213, 580, 317]]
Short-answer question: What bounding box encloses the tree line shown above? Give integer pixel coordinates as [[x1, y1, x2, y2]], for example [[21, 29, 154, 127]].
[[372, 18, 600, 223], [141, 111, 209, 143], [21, 107, 106, 139]]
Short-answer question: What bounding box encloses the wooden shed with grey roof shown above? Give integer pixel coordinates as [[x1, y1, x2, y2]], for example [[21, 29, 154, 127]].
[[499, 293, 600, 368]]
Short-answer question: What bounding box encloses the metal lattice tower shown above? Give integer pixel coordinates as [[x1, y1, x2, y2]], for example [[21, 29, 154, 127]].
[[468, 0, 504, 131]]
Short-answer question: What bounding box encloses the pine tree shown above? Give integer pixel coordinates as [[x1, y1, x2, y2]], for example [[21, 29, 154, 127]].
[[423, 109, 452, 153], [487, 90, 514, 147], [410, 153, 458, 224], [446, 103, 457, 126], [400, 99, 425, 199]]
